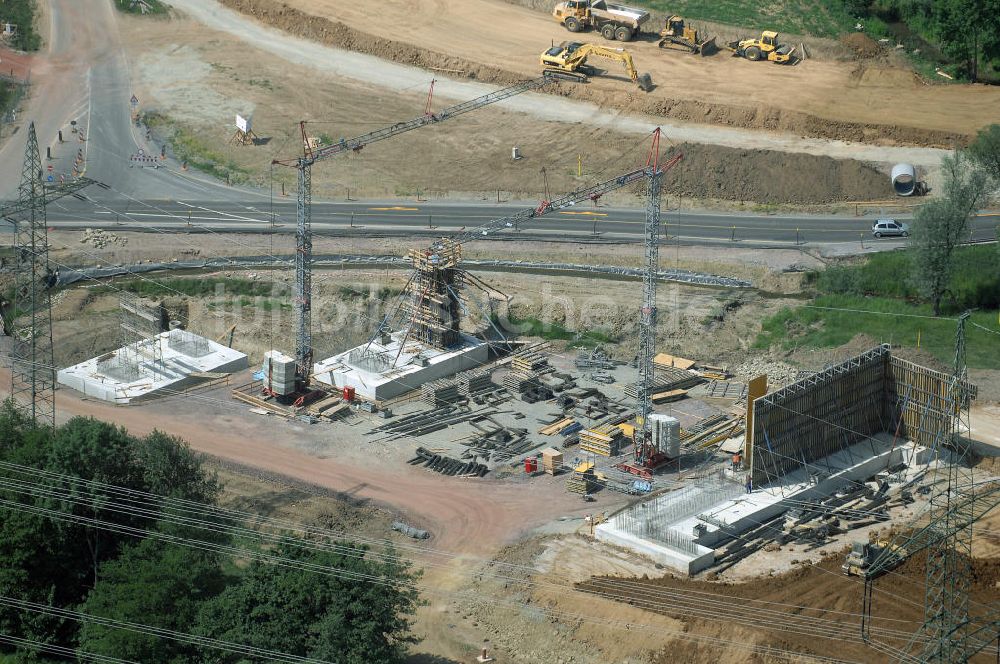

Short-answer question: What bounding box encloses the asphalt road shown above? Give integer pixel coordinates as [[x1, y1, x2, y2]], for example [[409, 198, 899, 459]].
[[41, 197, 1000, 247]]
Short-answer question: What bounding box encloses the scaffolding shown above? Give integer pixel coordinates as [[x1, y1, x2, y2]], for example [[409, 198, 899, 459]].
[[402, 240, 465, 349]]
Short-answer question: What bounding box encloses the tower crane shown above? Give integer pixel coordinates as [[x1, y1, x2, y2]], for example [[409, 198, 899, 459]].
[[633, 130, 682, 469], [272, 74, 559, 388]]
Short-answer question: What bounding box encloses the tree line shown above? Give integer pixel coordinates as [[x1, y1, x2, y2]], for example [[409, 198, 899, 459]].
[[0, 405, 420, 663], [911, 124, 1000, 316]]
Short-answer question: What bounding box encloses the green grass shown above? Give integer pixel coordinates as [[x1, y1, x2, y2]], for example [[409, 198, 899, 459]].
[[628, 0, 857, 38], [815, 245, 1000, 313], [499, 314, 616, 348], [141, 112, 250, 184], [113, 0, 168, 15], [755, 295, 1000, 369], [114, 278, 287, 299], [336, 286, 402, 301]]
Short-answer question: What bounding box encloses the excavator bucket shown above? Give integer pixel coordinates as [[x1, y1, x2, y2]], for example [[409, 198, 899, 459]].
[[637, 72, 653, 92]]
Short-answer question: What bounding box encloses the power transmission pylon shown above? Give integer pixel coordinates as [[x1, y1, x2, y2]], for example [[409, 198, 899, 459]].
[[1, 122, 93, 429], [7, 123, 56, 428], [920, 311, 975, 662]]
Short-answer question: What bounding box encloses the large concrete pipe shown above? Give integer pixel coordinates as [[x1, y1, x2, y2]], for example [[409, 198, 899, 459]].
[[891, 163, 917, 196]]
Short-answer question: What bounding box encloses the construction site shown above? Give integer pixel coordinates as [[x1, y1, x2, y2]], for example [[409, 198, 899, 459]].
[[1, 0, 1000, 662]]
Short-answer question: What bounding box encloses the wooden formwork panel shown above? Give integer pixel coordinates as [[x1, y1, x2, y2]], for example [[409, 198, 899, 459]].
[[749, 346, 977, 486], [750, 346, 890, 486]]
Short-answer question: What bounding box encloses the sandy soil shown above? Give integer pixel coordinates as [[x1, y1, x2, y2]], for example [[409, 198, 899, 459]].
[[218, 0, 1000, 145], [118, 14, 893, 206]]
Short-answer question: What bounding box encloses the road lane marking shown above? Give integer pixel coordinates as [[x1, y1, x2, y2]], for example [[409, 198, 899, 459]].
[[368, 206, 419, 211], [175, 201, 269, 223], [558, 211, 608, 217]]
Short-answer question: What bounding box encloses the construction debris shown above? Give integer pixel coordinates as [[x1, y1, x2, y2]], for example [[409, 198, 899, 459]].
[[80, 228, 128, 249]]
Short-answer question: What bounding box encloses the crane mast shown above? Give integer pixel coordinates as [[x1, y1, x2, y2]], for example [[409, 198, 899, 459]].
[[634, 131, 682, 467], [273, 74, 557, 386]]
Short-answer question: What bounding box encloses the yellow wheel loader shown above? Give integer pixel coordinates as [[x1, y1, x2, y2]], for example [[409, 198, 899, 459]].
[[726, 31, 796, 64], [540, 41, 653, 91]]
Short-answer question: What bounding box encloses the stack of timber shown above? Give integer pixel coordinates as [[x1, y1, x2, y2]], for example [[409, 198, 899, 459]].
[[421, 378, 462, 407], [580, 424, 625, 457], [503, 372, 541, 393], [623, 367, 703, 398], [307, 393, 351, 421], [512, 349, 550, 375], [566, 462, 598, 494], [539, 418, 576, 436], [652, 353, 696, 371], [458, 369, 496, 397], [541, 447, 564, 475]]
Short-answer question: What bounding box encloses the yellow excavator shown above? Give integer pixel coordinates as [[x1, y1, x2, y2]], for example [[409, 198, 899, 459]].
[[540, 41, 653, 91], [726, 31, 796, 64]]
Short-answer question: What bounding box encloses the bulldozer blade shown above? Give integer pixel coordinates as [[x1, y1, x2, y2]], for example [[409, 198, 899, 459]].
[[698, 36, 718, 56]]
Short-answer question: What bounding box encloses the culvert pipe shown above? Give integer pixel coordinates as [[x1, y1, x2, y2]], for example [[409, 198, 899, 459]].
[[891, 163, 917, 196]]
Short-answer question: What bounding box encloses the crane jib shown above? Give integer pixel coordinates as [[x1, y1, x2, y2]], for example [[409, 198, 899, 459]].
[[282, 75, 555, 168]]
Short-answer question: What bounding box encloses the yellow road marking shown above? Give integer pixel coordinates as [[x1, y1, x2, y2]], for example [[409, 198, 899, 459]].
[[558, 211, 608, 217]]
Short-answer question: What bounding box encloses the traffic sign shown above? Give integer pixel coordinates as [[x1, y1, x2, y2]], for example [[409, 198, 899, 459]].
[[47, 164, 53, 172], [130, 94, 139, 107]]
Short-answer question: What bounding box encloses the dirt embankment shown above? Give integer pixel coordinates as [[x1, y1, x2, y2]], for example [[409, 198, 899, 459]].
[[666, 142, 889, 204], [215, 0, 966, 149]]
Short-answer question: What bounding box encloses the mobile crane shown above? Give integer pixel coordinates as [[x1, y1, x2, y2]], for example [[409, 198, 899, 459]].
[[540, 41, 653, 91]]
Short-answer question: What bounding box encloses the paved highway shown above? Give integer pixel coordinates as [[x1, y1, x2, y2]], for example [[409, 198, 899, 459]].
[[41, 197, 1000, 248]]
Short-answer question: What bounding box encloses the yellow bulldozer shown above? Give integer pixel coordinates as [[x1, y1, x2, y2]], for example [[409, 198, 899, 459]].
[[726, 30, 796, 64], [658, 15, 717, 56], [540, 41, 653, 91]]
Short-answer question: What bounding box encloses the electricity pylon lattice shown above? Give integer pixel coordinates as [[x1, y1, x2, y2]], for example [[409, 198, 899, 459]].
[[8, 122, 56, 428], [920, 311, 975, 662]]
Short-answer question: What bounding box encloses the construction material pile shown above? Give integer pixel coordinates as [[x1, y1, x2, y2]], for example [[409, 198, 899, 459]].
[[580, 424, 626, 457], [421, 378, 463, 407], [409, 447, 489, 477], [80, 228, 128, 249]]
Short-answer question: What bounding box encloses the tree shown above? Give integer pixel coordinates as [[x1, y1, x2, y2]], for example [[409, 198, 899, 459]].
[[910, 151, 989, 315], [195, 541, 421, 664], [77, 531, 228, 664], [932, 0, 1000, 81], [0, 413, 221, 655], [967, 123, 1000, 185]]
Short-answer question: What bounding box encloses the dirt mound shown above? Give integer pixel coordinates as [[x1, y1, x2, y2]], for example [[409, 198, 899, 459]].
[[216, 0, 967, 149], [841, 32, 882, 59], [666, 142, 889, 204]]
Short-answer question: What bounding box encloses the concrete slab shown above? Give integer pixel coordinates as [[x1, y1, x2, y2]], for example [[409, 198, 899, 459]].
[[57, 330, 247, 404], [597, 434, 930, 575], [312, 331, 488, 401]]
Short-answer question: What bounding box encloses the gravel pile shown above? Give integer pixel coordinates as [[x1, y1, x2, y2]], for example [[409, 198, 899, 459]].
[[80, 228, 128, 249]]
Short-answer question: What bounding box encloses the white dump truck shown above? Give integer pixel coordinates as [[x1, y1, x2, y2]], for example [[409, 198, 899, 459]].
[[552, 0, 650, 42]]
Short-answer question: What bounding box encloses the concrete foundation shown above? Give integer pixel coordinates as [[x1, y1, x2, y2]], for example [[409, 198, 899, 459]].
[[597, 434, 927, 575], [57, 330, 247, 404], [312, 331, 488, 402]]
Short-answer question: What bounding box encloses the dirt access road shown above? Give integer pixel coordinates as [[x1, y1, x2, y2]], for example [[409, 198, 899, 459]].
[[214, 0, 1000, 147], [0, 369, 595, 556], [164, 0, 951, 173]]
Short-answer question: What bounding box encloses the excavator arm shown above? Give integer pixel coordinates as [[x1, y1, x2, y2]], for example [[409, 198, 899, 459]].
[[576, 43, 639, 82]]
